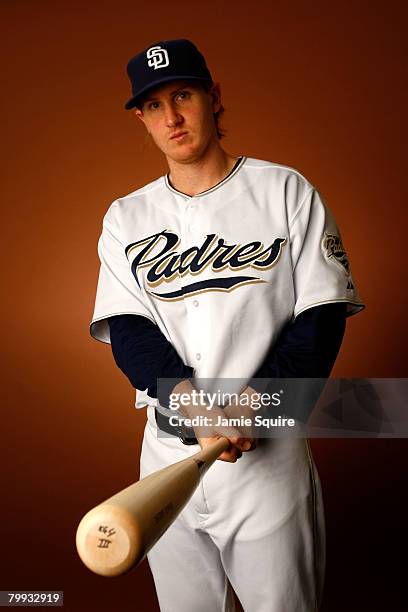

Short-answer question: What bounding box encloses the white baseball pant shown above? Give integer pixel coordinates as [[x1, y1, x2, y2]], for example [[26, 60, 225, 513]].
[[140, 406, 325, 612]]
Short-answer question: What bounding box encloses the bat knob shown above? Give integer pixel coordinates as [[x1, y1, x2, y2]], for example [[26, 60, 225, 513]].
[[76, 504, 141, 577]]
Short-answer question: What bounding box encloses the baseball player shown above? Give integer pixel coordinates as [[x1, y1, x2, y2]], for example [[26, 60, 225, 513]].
[[90, 39, 364, 612]]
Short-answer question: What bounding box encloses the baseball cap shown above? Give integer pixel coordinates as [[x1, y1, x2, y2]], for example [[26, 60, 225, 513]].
[[124, 39, 213, 110]]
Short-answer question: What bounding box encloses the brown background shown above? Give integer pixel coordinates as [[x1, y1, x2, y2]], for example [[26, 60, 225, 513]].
[[2, 1, 407, 610]]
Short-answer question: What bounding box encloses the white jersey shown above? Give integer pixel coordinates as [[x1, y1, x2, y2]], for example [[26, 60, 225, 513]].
[[90, 156, 364, 408]]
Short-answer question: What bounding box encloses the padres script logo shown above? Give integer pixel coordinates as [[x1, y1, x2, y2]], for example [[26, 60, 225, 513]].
[[125, 230, 287, 301], [323, 232, 350, 274], [146, 46, 169, 70]]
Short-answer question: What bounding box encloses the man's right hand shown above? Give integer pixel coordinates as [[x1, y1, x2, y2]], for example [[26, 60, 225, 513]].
[[194, 402, 255, 463], [196, 432, 253, 463], [171, 379, 255, 463]]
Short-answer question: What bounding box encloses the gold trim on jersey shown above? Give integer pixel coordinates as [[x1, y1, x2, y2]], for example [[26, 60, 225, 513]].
[[148, 278, 266, 302]]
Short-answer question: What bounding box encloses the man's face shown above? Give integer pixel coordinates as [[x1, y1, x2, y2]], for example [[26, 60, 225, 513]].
[[134, 79, 221, 164]]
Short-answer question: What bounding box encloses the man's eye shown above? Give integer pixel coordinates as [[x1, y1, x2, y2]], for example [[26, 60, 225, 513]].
[[147, 101, 160, 110], [175, 91, 191, 102]]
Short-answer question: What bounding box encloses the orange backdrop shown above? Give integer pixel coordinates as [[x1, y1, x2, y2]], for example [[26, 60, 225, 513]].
[[2, 1, 406, 610]]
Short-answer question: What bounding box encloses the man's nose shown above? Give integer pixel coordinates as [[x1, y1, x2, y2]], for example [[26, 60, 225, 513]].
[[164, 103, 183, 127]]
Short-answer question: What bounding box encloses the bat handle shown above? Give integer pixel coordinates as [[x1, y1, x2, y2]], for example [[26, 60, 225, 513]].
[[193, 436, 230, 466]]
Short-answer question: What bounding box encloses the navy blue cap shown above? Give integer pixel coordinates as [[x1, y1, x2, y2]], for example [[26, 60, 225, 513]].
[[124, 39, 213, 110]]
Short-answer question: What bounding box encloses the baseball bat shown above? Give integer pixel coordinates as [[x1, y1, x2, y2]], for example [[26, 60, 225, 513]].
[[76, 436, 229, 577]]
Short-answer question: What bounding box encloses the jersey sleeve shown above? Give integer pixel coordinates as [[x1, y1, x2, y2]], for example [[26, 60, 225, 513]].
[[289, 188, 365, 319], [90, 202, 155, 343]]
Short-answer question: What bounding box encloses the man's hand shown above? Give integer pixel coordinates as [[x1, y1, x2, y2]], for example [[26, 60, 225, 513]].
[[224, 385, 259, 452], [196, 432, 250, 463], [171, 380, 255, 463], [194, 402, 253, 462]]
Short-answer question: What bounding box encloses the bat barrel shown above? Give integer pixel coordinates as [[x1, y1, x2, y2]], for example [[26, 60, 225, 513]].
[[76, 437, 230, 577]]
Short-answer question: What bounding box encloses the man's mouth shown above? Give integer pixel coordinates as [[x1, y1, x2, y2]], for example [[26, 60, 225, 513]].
[[170, 131, 188, 140]]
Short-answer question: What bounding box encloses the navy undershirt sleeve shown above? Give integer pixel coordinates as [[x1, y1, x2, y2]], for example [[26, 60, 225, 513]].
[[107, 302, 346, 415], [252, 302, 347, 381], [250, 302, 347, 422], [107, 314, 194, 400]]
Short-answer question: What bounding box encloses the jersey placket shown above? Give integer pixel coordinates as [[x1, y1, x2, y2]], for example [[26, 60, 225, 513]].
[[180, 194, 207, 370]]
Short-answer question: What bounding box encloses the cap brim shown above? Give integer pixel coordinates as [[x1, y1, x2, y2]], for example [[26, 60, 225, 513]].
[[124, 75, 213, 110]]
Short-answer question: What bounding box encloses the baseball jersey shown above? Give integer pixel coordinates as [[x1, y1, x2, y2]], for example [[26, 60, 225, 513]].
[[90, 156, 364, 408]]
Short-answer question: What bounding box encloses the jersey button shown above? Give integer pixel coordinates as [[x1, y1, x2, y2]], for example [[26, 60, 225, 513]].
[[196, 353, 201, 361], [193, 299, 199, 307]]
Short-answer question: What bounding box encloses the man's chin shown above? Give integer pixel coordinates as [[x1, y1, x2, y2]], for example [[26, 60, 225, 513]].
[[166, 145, 202, 164]]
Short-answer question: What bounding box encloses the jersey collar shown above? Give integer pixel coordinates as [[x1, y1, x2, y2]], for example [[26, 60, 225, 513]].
[[164, 155, 246, 198]]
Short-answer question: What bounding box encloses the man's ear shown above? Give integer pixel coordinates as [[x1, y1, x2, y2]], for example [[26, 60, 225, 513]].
[[210, 83, 222, 114], [134, 109, 151, 136], [134, 109, 146, 125]]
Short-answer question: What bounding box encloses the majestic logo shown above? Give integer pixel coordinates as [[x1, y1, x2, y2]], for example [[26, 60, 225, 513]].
[[146, 46, 169, 70], [323, 233, 350, 274], [125, 230, 287, 301]]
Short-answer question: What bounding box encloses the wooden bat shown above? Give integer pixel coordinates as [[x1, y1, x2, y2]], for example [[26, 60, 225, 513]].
[[76, 436, 229, 577]]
